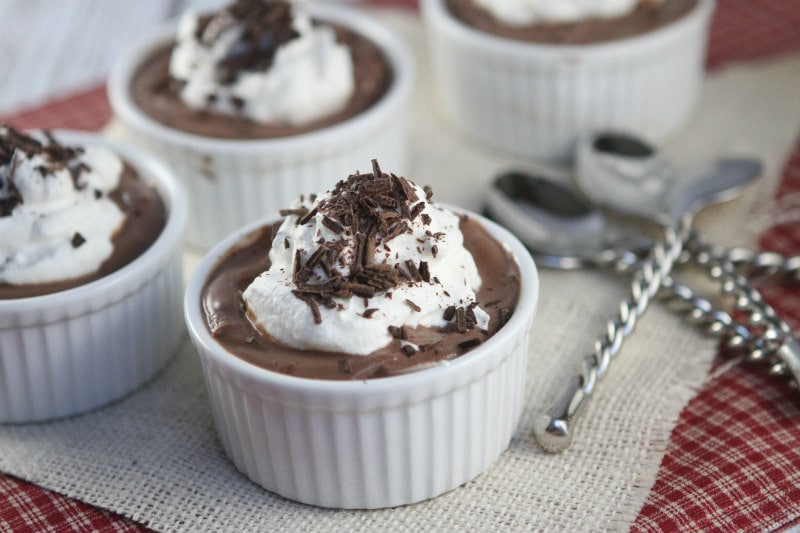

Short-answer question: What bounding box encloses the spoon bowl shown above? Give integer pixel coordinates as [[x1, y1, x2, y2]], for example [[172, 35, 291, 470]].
[[574, 131, 762, 226], [485, 170, 650, 269]]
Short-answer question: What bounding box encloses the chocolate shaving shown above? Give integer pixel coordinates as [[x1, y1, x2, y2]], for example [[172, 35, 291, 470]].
[[285, 160, 457, 325], [298, 206, 318, 226], [1, 125, 92, 217], [201, 0, 300, 85], [375, 194, 397, 208], [321, 215, 344, 234], [363, 233, 376, 267], [229, 96, 245, 110], [362, 308, 378, 319], [352, 232, 367, 273], [342, 282, 377, 298], [457, 338, 482, 352], [388, 325, 406, 340], [307, 298, 322, 324], [392, 172, 418, 202], [418, 261, 431, 283], [409, 201, 426, 220], [405, 259, 420, 281], [279, 207, 309, 218], [383, 220, 409, 242], [71, 232, 86, 248], [405, 299, 421, 312], [0, 164, 22, 217], [293, 249, 303, 278], [465, 306, 477, 329], [393, 263, 413, 282], [401, 344, 417, 356], [456, 307, 468, 333], [443, 305, 456, 322]]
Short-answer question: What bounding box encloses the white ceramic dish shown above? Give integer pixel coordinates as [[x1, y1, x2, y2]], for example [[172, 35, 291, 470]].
[[184, 208, 538, 509], [108, 3, 414, 250], [421, 0, 715, 162], [0, 131, 187, 423]]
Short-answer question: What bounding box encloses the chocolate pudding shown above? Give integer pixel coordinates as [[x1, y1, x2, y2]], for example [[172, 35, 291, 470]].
[[0, 128, 167, 300], [202, 216, 519, 380], [130, 24, 392, 139], [446, 0, 699, 44]]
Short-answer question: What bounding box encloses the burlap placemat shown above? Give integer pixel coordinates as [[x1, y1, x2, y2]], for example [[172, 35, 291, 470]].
[[2, 11, 799, 532]]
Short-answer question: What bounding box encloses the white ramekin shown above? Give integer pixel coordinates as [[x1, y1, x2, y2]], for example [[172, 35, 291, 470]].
[[184, 209, 538, 509], [421, 0, 715, 162], [108, 4, 414, 250], [0, 131, 187, 424]]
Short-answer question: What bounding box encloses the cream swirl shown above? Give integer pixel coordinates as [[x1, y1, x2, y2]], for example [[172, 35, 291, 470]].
[[471, 0, 664, 26], [0, 127, 125, 286], [242, 161, 489, 355], [169, 0, 354, 126]]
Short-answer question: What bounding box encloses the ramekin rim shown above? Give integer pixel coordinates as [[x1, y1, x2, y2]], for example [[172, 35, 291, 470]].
[[421, 0, 716, 57], [0, 129, 187, 314], [184, 206, 538, 394], [107, 2, 415, 153]]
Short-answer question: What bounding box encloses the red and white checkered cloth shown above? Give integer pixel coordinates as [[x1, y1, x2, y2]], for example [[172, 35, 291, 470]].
[[1, 1, 799, 531], [633, 141, 800, 533]]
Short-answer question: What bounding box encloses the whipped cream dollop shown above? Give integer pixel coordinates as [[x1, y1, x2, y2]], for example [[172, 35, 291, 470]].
[[169, 0, 354, 126], [243, 161, 489, 356], [0, 126, 125, 286], [471, 0, 663, 26]]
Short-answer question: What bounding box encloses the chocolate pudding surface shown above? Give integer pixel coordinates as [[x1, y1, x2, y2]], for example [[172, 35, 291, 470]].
[[0, 162, 167, 300], [130, 24, 393, 140], [202, 215, 521, 380], [446, 0, 699, 44]]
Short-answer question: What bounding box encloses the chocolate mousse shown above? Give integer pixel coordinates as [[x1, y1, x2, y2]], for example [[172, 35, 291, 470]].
[[201, 166, 521, 380], [446, 0, 699, 44], [0, 126, 166, 299], [129, 0, 392, 139]]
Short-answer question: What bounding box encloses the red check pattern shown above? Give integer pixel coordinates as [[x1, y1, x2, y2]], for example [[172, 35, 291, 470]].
[[633, 145, 800, 533], [1, 1, 799, 531], [0, 475, 149, 533]]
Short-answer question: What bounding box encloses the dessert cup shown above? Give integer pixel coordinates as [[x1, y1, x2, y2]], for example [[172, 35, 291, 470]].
[[184, 208, 538, 509], [0, 131, 187, 423], [421, 0, 716, 162], [108, 3, 413, 250]]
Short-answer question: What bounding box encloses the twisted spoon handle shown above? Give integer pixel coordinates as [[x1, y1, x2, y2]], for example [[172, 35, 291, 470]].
[[688, 233, 800, 387], [657, 277, 772, 364], [724, 246, 800, 281], [533, 220, 689, 453]]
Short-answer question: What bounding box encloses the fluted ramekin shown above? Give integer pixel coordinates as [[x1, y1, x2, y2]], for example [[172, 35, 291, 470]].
[[421, 0, 715, 162], [0, 131, 187, 424], [184, 209, 538, 509], [109, 3, 413, 250]]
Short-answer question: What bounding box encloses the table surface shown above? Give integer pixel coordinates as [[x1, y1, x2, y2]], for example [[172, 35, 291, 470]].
[[2, 1, 800, 532]]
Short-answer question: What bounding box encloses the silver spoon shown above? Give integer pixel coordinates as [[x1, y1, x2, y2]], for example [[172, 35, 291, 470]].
[[485, 167, 651, 270], [574, 131, 762, 228], [575, 132, 800, 386], [487, 134, 762, 452]]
